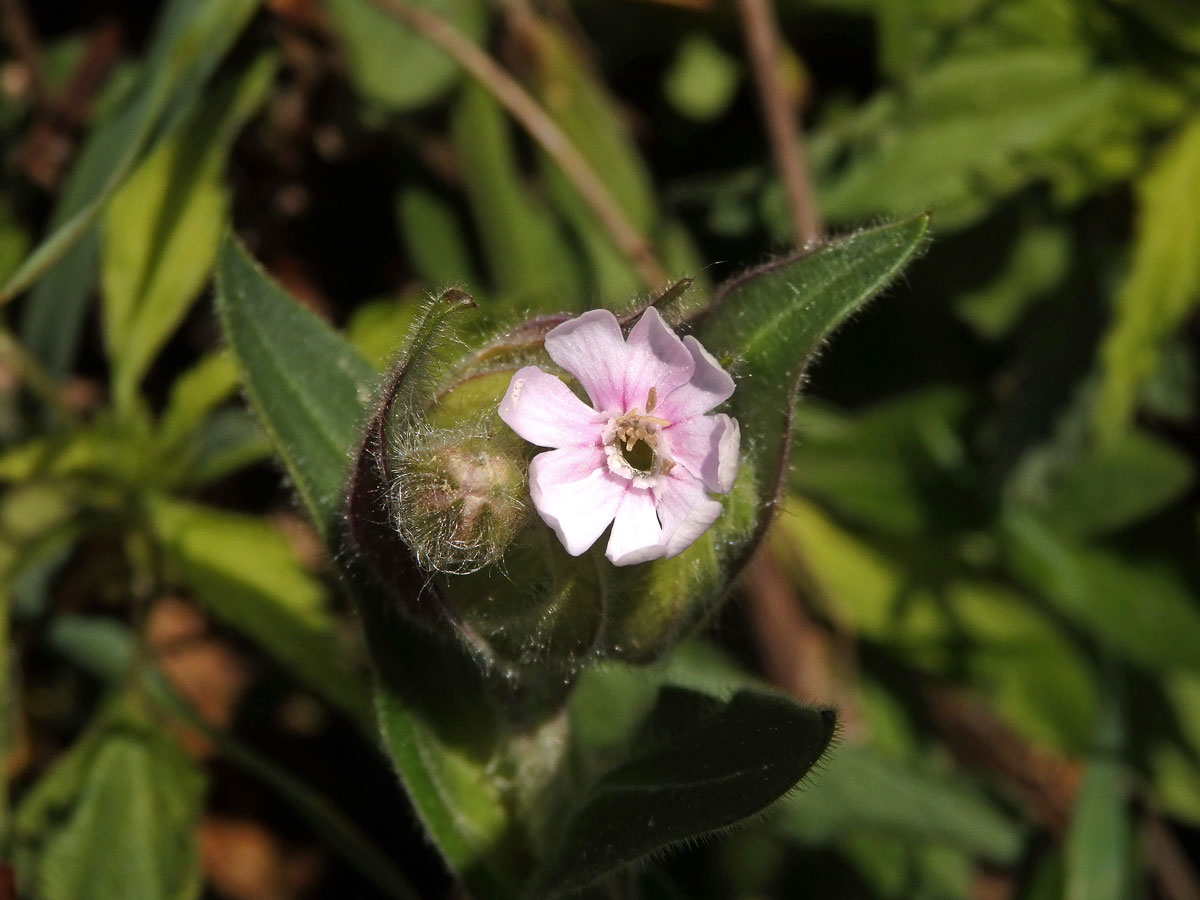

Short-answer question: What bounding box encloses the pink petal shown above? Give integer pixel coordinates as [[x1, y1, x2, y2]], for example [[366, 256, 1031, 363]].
[[544, 309, 628, 414], [653, 469, 723, 559], [605, 486, 665, 566], [499, 366, 605, 448], [658, 335, 735, 421], [623, 307, 694, 414], [663, 413, 740, 493], [529, 446, 627, 556]]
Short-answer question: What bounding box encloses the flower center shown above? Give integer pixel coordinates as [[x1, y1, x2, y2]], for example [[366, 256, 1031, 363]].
[[604, 389, 675, 483]]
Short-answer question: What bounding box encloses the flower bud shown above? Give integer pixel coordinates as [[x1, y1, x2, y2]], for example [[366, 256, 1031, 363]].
[[347, 286, 754, 700]]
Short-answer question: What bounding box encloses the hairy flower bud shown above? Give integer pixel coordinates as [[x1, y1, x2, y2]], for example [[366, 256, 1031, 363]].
[[348, 286, 755, 699], [387, 425, 529, 575]]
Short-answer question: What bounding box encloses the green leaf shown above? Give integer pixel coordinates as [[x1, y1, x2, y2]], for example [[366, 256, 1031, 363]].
[[953, 220, 1070, 339], [695, 215, 930, 533], [1005, 513, 1200, 672], [156, 351, 239, 448], [13, 702, 205, 900], [6, 0, 262, 344], [774, 498, 1100, 752], [395, 187, 481, 289], [326, 0, 486, 111], [101, 55, 275, 413], [215, 236, 527, 898], [145, 495, 371, 730], [1065, 692, 1131, 900], [449, 82, 583, 313], [214, 233, 378, 538], [791, 388, 971, 536], [46, 616, 422, 900], [774, 744, 1023, 862], [534, 687, 835, 898], [1008, 428, 1193, 538], [809, 50, 1181, 231], [1095, 117, 1200, 442], [524, 17, 660, 303]]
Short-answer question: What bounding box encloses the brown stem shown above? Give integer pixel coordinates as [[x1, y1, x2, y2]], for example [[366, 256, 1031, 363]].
[[366, 0, 669, 290], [742, 551, 835, 703], [735, 0, 821, 246], [926, 687, 1082, 834], [1145, 813, 1200, 900]]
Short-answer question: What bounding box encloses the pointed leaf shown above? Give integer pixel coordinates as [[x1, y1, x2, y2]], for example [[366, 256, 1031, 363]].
[[534, 687, 835, 898], [101, 56, 275, 412], [5, 0, 261, 315], [214, 233, 377, 538], [1095, 116, 1200, 442], [215, 237, 527, 898], [694, 215, 930, 543]]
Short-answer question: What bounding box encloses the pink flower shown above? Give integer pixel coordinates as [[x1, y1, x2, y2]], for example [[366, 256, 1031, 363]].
[[499, 307, 740, 566]]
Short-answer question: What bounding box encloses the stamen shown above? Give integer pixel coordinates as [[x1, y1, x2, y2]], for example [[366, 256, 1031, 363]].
[[646, 387, 657, 413]]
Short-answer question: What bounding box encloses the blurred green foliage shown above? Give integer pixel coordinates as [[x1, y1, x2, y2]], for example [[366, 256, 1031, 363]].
[[0, 0, 1197, 897]]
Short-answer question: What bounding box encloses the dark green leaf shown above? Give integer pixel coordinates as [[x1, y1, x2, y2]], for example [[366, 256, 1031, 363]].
[[534, 688, 835, 898], [1065, 692, 1130, 900], [214, 233, 377, 538], [1005, 513, 1200, 672], [1009, 429, 1193, 538], [215, 237, 527, 898], [695, 215, 930, 538]]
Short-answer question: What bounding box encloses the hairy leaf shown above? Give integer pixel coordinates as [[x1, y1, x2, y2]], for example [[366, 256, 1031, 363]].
[[695, 215, 930, 541], [214, 234, 378, 538], [534, 687, 835, 898], [215, 237, 527, 899]]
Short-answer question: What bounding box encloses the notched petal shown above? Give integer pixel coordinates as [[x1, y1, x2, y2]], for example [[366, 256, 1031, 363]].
[[499, 366, 605, 449], [606, 487, 665, 566], [529, 447, 626, 556], [544, 309, 628, 414], [624, 307, 695, 412]]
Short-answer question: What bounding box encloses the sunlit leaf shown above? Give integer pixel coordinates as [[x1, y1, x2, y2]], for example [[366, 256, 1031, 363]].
[[101, 55, 275, 413], [145, 496, 371, 729], [1095, 116, 1200, 442], [9, 0, 262, 373]]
